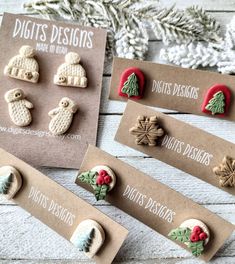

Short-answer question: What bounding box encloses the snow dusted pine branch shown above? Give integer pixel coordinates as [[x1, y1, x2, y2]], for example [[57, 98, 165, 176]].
[[24, 1, 221, 60], [161, 15, 235, 74], [160, 43, 221, 69]]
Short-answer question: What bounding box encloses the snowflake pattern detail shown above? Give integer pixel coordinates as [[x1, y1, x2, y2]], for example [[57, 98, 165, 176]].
[[129, 116, 164, 146], [213, 156, 235, 187]]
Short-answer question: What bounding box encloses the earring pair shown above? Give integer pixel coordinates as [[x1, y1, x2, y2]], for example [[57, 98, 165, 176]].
[[4, 88, 78, 136], [4, 45, 88, 88]]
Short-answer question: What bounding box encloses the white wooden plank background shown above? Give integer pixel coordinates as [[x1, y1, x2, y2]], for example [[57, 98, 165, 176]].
[[0, 1, 235, 263]]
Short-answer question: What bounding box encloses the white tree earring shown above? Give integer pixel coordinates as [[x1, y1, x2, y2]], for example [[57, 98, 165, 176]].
[[70, 219, 105, 258], [0, 166, 22, 199]]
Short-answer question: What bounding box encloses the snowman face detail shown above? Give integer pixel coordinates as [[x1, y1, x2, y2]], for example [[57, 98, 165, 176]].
[[60, 99, 69, 108]]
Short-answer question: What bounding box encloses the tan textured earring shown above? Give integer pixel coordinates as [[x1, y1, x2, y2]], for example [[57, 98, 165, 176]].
[[4, 88, 33, 127], [54, 52, 88, 88], [4, 45, 39, 83], [48, 97, 78, 135]]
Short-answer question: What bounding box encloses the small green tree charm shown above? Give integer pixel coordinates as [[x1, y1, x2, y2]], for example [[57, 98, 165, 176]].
[[0, 173, 12, 194], [205, 91, 225, 115], [77, 228, 95, 253], [121, 73, 139, 97]]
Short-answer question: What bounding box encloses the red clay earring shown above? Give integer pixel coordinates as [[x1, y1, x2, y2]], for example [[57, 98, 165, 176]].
[[118, 67, 145, 99], [77, 165, 116, 201], [201, 84, 231, 117]]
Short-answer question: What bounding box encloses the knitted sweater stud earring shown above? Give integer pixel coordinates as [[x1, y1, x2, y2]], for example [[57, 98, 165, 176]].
[[54, 52, 88, 88], [4, 45, 39, 83]]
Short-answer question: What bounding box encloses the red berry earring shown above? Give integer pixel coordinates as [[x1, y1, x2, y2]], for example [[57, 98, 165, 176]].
[[201, 84, 231, 117], [118, 67, 145, 99], [168, 219, 210, 257], [77, 165, 116, 201]]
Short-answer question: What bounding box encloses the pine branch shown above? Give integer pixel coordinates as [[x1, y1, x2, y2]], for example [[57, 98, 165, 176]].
[[24, 1, 221, 60], [186, 6, 221, 42], [142, 6, 220, 45]]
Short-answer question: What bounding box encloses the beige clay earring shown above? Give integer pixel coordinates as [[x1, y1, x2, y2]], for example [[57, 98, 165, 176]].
[[0, 166, 22, 199], [4, 45, 39, 83], [48, 97, 78, 135], [54, 52, 87, 88], [70, 219, 105, 258], [4, 88, 33, 127]]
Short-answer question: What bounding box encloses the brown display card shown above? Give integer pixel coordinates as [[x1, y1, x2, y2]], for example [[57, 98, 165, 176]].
[[76, 145, 234, 262], [0, 147, 128, 264], [0, 13, 107, 168], [109, 57, 235, 121], [115, 101, 235, 196]]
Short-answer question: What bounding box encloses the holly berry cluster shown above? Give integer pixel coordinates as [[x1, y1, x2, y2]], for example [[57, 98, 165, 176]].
[[96, 169, 112, 186], [190, 226, 207, 242]]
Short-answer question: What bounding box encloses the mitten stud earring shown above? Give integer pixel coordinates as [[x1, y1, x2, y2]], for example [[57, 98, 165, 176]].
[[54, 52, 88, 88], [4, 45, 39, 83], [4, 88, 33, 127], [48, 97, 78, 135]]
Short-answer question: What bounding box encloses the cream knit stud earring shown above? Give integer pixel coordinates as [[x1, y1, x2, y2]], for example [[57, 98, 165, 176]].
[[54, 52, 88, 88], [48, 97, 78, 135], [4, 45, 39, 83], [4, 88, 33, 127]]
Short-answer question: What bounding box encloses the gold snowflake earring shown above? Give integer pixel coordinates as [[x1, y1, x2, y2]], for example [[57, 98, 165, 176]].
[[213, 156, 235, 187], [129, 115, 164, 146]]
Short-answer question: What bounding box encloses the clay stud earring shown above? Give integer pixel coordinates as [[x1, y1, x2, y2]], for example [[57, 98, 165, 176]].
[[70, 219, 105, 258], [4, 45, 39, 83], [213, 156, 235, 187], [168, 219, 210, 257], [118, 67, 145, 99], [201, 84, 231, 117], [129, 115, 164, 146], [77, 165, 116, 201], [4, 88, 33, 127], [48, 97, 78, 135], [54, 52, 88, 88], [0, 166, 22, 199]]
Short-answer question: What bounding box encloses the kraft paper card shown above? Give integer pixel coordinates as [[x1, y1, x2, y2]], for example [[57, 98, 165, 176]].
[[0, 13, 107, 168], [115, 101, 235, 196], [76, 145, 235, 262], [109, 57, 235, 121], [0, 147, 128, 264]]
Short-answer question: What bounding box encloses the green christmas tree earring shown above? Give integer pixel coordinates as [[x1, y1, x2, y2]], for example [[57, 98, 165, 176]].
[[70, 219, 105, 258], [118, 67, 145, 99], [201, 84, 231, 117], [0, 165, 22, 199]]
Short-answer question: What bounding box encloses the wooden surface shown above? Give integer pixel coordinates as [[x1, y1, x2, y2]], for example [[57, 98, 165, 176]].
[[0, 1, 235, 263]]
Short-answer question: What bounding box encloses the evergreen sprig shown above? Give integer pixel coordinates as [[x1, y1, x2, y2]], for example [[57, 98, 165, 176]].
[[23, 0, 221, 60]]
